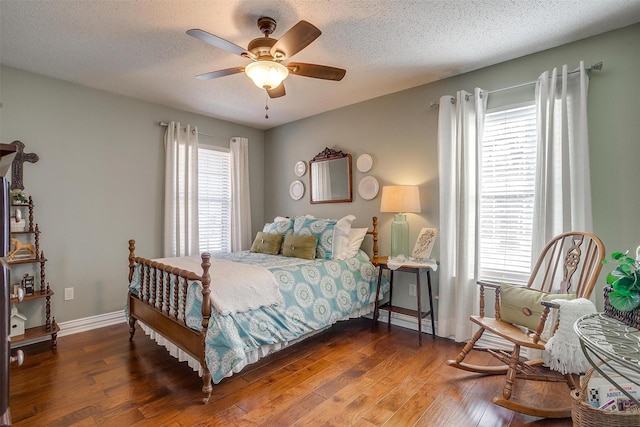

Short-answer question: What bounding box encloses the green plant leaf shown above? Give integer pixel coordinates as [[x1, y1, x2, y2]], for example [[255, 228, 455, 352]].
[[612, 251, 627, 261], [620, 264, 634, 275], [607, 269, 628, 284], [613, 276, 637, 293], [609, 290, 640, 312]]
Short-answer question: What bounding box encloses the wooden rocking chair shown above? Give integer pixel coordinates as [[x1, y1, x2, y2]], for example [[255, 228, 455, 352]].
[[446, 231, 605, 418]]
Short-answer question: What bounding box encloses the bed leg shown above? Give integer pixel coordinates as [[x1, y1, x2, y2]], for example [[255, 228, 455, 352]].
[[202, 369, 212, 404], [128, 317, 137, 340]]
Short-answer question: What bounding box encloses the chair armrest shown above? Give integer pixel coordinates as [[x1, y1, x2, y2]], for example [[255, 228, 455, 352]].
[[540, 300, 561, 309], [477, 280, 500, 290], [476, 280, 503, 319], [531, 301, 561, 344]]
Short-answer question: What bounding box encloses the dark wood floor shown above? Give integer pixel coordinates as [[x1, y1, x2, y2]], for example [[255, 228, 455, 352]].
[[9, 318, 574, 426]]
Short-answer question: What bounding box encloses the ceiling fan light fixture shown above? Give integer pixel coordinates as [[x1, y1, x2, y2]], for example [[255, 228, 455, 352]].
[[245, 61, 289, 90]]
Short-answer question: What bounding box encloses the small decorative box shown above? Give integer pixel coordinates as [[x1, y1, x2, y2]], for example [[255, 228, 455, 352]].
[[10, 218, 26, 232]]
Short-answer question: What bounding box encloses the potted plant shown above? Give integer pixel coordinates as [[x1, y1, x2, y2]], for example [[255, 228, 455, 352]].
[[10, 189, 28, 205], [603, 246, 640, 313]]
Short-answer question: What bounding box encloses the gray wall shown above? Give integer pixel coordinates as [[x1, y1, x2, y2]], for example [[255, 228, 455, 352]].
[[0, 66, 265, 326], [265, 23, 640, 310]]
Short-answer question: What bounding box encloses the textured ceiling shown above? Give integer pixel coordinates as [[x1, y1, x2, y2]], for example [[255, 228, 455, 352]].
[[1, 0, 640, 130]]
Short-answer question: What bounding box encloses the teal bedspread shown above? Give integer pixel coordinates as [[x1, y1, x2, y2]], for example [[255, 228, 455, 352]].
[[129, 250, 387, 383]]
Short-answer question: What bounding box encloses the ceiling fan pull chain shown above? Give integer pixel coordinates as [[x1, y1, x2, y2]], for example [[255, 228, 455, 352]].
[[265, 93, 270, 119]]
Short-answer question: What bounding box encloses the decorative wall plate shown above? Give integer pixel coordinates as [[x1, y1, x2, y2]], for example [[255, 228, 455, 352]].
[[356, 154, 373, 173], [358, 176, 379, 200], [294, 161, 307, 177], [290, 180, 305, 200]]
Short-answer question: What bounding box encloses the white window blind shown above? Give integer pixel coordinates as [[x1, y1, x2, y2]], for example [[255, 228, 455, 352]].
[[478, 103, 537, 285], [198, 145, 231, 254]]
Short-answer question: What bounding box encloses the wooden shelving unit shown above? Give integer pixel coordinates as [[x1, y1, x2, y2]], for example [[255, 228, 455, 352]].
[[8, 196, 58, 348]]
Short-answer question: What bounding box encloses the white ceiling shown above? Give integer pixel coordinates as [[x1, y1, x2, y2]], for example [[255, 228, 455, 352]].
[[2, 1, 640, 130]]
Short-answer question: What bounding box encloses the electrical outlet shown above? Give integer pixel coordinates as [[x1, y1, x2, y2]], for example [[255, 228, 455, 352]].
[[64, 287, 74, 301], [408, 284, 417, 296]]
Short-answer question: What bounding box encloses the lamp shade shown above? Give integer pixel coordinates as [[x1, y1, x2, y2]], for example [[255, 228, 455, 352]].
[[380, 185, 421, 213], [245, 61, 289, 90]]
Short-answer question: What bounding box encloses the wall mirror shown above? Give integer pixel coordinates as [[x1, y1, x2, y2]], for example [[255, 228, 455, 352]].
[[309, 147, 353, 204]]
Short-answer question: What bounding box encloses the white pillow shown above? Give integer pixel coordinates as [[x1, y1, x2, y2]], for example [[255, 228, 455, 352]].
[[334, 226, 368, 260], [331, 215, 355, 259], [344, 228, 368, 258], [273, 216, 289, 222]]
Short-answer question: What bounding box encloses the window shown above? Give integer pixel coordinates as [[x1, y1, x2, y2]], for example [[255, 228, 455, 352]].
[[198, 145, 231, 254], [478, 103, 537, 285]]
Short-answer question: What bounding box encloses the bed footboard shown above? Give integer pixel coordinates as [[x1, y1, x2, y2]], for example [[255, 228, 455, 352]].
[[127, 240, 213, 403]]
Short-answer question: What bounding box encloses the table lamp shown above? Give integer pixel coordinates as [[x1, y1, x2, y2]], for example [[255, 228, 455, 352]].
[[380, 185, 421, 258]]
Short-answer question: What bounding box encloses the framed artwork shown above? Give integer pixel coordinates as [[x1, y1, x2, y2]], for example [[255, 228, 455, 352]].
[[411, 228, 438, 260]]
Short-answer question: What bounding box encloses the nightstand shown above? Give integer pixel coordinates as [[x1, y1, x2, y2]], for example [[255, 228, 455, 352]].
[[371, 256, 435, 346]]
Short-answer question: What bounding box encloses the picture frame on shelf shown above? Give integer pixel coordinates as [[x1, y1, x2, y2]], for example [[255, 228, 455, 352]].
[[411, 228, 438, 260], [22, 274, 35, 296]]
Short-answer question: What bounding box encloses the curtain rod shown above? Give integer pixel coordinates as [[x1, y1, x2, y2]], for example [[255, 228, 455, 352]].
[[159, 121, 222, 139], [429, 61, 603, 108]]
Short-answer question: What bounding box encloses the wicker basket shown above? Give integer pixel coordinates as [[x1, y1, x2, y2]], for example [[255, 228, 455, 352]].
[[572, 367, 640, 426], [603, 286, 640, 330]]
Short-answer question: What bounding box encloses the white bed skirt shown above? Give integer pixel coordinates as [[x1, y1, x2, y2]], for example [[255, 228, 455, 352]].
[[138, 301, 376, 381]]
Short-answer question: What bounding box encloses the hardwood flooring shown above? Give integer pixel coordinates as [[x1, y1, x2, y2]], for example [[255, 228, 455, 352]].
[[10, 318, 574, 426]]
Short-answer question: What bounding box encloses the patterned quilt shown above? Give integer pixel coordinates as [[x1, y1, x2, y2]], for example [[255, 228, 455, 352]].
[[129, 250, 387, 383]]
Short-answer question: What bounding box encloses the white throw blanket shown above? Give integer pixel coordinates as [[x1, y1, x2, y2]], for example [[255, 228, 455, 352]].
[[153, 255, 283, 315], [543, 298, 596, 374]]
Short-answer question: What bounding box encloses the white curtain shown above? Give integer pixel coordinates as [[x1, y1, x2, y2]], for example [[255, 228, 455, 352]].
[[531, 61, 592, 258], [230, 137, 252, 251], [163, 121, 199, 257], [437, 88, 487, 342]]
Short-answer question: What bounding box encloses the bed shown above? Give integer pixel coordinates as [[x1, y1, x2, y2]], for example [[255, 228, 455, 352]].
[[127, 215, 385, 403]]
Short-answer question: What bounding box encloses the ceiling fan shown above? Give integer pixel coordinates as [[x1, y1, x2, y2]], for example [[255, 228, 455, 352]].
[[187, 17, 346, 98]]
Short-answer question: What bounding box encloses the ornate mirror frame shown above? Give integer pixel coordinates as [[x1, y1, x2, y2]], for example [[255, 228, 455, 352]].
[[309, 147, 353, 204]]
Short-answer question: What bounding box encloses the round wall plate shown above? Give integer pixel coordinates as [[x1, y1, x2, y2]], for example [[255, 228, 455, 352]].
[[290, 180, 304, 200], [358, 176, 379, 200], [356, 154, 373, 173], [294, 161, 306, 177]]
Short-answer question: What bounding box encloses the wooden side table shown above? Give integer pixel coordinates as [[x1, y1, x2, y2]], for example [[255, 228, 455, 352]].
[[371, 256, 435, 346]]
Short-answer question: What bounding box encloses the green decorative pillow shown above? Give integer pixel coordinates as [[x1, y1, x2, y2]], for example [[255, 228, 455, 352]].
[[500, 283, 575, 331], [262, 219, 293, 254], [250, 232, 283, 255], [281, 234, 318, 260]]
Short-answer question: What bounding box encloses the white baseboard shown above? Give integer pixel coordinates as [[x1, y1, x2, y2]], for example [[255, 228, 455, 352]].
[[57, 310, 126, 337], [369, 308, 437, 335], [11, 310, 126, 348]]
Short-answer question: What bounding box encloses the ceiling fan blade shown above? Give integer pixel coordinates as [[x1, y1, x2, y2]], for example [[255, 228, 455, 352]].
[[270, 21, 321, 59], [196, 67, 244, 80], [267, 83, 286, 98], [187, 29, 256, 59], [287, 62, 346, 81]]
